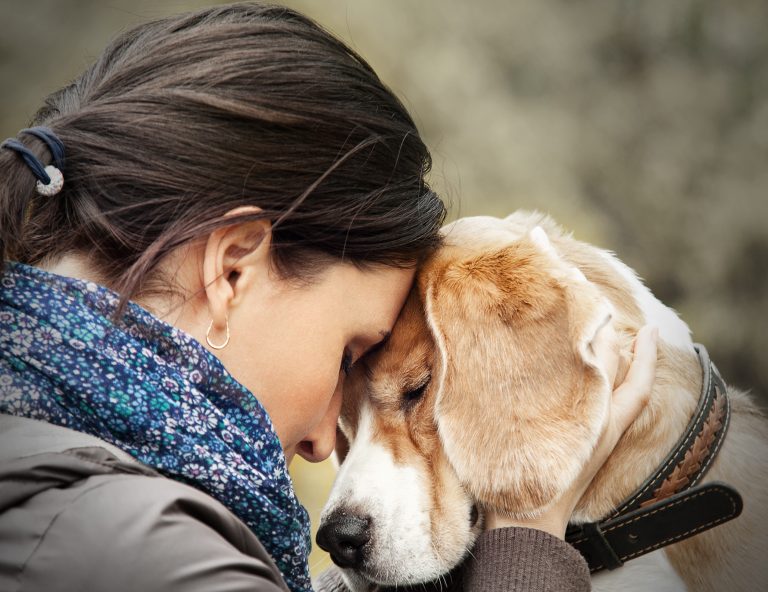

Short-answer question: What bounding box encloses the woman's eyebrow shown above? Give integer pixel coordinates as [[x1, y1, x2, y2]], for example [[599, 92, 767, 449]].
[[359, 331, 392, 374]]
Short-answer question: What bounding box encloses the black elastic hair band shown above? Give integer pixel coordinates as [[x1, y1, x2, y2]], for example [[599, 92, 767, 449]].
[[20, 126, 66, 170], [1, 126, 65, 186], [1, 139, 52, 185]]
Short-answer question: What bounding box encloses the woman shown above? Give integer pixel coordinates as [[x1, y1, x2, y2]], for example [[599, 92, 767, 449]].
[[0, 3, 657, 591]]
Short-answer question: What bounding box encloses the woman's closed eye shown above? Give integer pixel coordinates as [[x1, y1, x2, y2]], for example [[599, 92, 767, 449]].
[[341, 349, 355, 376]]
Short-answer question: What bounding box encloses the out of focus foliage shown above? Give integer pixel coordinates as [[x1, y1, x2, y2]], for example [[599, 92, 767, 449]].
[[2, 0, 766, 574]]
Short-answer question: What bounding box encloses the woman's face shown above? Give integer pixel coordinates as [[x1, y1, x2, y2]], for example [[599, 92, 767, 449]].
[[214, 261, 415, 464], [47, 247, 415, 465]]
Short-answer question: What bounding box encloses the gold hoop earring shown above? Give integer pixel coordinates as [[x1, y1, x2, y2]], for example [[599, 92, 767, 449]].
[[206, 317, 230, 350]]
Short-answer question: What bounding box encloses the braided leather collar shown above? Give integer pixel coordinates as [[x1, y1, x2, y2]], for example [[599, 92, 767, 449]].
[[565, 343, 743, 572]]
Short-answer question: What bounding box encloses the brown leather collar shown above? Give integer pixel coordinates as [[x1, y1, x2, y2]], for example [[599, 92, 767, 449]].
[[565, 343, 743, 572]]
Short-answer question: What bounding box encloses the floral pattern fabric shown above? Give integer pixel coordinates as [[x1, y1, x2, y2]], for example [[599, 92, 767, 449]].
[[0, 261, 312, 592]]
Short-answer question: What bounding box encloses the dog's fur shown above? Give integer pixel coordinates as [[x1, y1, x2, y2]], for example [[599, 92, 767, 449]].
[[321, 212, 768, 591]]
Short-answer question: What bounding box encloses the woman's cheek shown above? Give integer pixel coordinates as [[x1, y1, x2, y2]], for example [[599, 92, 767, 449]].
[[306, 369, 343, 430]]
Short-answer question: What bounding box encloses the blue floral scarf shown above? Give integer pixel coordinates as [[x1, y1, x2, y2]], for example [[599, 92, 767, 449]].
[[0, 262, 312, 592]]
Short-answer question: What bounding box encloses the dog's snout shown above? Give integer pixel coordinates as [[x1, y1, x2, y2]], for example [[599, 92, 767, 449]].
[[316, 511, 371, 569]]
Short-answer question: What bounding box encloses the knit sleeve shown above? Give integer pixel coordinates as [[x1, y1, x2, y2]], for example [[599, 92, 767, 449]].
[[314, 527, 590, 592], [462, 527, 591, 591]]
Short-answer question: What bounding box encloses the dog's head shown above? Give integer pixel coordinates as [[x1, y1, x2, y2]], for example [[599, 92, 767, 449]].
[[317, 213, 635, 588]]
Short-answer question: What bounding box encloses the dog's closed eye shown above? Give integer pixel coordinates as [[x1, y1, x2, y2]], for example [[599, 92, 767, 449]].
[[402, 376, 430, 410]]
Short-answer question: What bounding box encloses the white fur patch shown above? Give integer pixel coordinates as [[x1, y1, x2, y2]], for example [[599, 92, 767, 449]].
[[424, 281, 450, 434], [442, 216, 521, 248], [322, 403, 450, 585], [424, 281, 477, 502], [598, 249, 694, 351], [530, 225, 555, 254], [592, 550, 687, 592]]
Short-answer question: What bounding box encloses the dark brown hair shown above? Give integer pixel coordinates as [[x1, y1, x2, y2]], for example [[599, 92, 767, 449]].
[[0, 2, 445, 316]]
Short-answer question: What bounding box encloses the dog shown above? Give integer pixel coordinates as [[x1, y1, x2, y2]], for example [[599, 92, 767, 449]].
[[317, 211, 768, 591]]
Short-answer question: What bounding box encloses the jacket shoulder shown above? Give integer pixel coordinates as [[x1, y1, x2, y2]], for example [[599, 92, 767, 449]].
[[8, 471, 290, 592]]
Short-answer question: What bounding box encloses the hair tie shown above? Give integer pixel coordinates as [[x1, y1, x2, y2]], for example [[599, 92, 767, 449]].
[[1, 126, 66, 196], [20, 127, 66, 171]]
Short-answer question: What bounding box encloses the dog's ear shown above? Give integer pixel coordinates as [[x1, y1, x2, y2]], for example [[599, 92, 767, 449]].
[[420, 227, 614, 517]]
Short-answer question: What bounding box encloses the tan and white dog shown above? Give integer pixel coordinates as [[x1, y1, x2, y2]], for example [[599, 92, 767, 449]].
[[317, 212, 768, 592]]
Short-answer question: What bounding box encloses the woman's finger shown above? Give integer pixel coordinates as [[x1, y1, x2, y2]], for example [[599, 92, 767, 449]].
[[610, 325, 658, 434]]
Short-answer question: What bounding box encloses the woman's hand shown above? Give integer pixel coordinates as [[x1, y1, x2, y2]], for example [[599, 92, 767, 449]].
[[485, 324, 659, 539]]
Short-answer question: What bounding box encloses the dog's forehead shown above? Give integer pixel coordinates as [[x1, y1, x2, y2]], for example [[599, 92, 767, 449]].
[[340, 291, 434, 427], [370, 292, 433, 383]]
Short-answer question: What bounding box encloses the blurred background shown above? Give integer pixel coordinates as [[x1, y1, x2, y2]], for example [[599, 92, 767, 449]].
[[2, 0, 766, 576]]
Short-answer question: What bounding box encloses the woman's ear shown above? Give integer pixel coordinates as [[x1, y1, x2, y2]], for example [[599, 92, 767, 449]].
[[420, 234, 611, 518], [202, 206, 271, 332]]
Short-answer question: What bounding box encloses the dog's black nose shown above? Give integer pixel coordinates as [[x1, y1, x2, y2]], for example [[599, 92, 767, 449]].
[[316, 512, 371, 569]]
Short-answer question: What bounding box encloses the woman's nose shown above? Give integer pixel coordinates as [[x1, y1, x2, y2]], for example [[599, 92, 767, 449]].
[[296, 386, 343, 463]]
